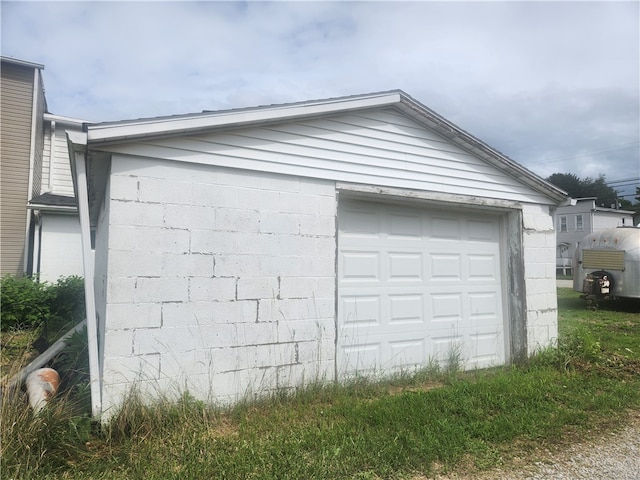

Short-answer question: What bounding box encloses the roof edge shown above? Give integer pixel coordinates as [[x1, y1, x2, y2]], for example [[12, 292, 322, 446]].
[[85, 90, 404, 144]]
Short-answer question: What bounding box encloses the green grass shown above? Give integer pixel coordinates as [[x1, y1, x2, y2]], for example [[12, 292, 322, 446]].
[[2, 288, 639, 479]]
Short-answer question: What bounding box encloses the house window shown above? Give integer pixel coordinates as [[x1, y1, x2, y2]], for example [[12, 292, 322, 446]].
[[560, 216, 567, 232], [575, 214, 583, 231]]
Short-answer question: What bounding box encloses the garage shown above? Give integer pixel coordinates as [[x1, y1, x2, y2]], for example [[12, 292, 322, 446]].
[[338, 198, 506, 376], [67, 89, 566, 418]]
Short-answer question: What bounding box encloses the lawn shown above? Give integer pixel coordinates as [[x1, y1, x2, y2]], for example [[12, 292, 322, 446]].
[[1, 288, 639, 479]]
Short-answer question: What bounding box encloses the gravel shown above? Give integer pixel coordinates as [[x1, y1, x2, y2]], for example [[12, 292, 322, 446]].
[[431, 412, 640, 480]]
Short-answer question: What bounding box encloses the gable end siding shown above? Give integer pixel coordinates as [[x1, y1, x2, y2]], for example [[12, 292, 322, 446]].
[[95, 108, 553, 205]]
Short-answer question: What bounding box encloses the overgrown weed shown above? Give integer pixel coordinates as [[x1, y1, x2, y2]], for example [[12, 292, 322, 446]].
[[1, 288, 639, 479]]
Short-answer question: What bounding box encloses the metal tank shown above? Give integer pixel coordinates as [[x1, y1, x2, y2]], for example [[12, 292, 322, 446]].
[[573, 226, 640, 300]]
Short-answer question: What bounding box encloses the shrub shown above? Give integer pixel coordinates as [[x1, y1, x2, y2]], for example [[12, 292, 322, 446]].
[[50, 275, 85, 323], [0, 275, 52, 331], [0, 275, 85, 333]]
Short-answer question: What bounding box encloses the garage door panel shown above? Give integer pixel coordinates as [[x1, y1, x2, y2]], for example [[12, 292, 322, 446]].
[[341, 251, 381, 281], [388, 252, 423, 280], [341, 295, 380, 326], [340, 207, 381, 236], [467, 254, 499, 280], [389, 212, 423, 238], [389, 294, 424, 324], [431, 293, 463, 321], [338, 200, 506, 376], [468, 291, 500, 321], [430, 216, 462, 240], [430, 253, 462, 279]]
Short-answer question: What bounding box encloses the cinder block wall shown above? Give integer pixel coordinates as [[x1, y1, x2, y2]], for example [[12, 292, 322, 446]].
[[99, 156, 337, 415], [521, 203, 559, 354]]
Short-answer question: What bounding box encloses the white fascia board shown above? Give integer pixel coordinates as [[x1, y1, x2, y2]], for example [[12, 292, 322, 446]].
[[86, 91, 402, 145], [45, 112, 90, 125], [1, 56, 44, 70], [27, 204, 77, 213]]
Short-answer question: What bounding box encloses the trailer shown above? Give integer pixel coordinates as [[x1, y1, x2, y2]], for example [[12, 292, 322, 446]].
[[573, 226, 640, 300]]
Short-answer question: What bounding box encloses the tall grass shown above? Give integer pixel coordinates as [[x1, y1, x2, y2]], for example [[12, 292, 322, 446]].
[[2, 288, 639, 479]]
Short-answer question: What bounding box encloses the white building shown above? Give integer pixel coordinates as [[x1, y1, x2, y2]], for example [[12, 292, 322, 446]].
[[555, 197, 635, 275], [67, 90, 567, 419], [27, 113, 88, 282]]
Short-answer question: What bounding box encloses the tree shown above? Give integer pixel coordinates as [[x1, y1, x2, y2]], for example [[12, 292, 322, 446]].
[[546, 173, 621, 208]]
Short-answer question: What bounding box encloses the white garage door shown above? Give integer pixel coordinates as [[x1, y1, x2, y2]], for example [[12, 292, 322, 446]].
[[337, 199, 507, 377]]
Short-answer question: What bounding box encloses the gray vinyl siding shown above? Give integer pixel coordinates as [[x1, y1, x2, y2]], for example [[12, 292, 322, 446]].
[[0, 63, 35, 275], [97, 108, 550, 204]]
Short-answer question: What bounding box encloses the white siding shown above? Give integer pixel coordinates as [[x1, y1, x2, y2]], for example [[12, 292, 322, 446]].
[[98, 108, 552, 205], [593, 213, 633, 230], [42, 121, 77, 196], [38, 215, 83, 282]]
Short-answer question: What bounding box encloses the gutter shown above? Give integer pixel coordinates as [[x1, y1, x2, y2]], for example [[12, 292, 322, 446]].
[[66, 130, 102, 419]]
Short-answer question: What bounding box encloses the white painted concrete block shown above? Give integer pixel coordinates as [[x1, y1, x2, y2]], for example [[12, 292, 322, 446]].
[[136, 227, 190, 254], [164, 204, 216, 230], [108, 225, 138, 251], [102, 353, 161, 383], [298, 214, 335, 236], [214, 254, 261, 277], [236, 321, 277, 346], [211, 300, 258, 324], [216, 208, 261, 233], [103, 329, 134, 356], [192, 183, 238, 208], [138, 177, 193, 205], [195, 347, 237, 374], [279, 276, 335, 300], [110, 200, 164, 227], [276, 318, 330, 343], [135, 277, 189, 303], [237, 276, 279, 300], [134, 326, 200, 355], [109, 175, 139, 201], [259, 212, 299, 235], [259, 172, 300, 192], [189, 277, 236, 302], [106, 277, 137, 304], [237, 188, 280, 212], [299, 178, 336, 197], [279, 192, 318, 215], [106, 302, 162, 330], [109, 250, 163, 278], [162, 253, 214, 278], [217, 168, 261, 189]]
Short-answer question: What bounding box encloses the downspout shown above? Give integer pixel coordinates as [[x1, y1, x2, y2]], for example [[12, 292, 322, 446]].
[[48, 120, 56, 192], [67, 130, 101, 419], [31, 210, 42, 276]]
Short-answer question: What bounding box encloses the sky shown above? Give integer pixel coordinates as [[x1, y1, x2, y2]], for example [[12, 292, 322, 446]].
[[2, 1, 639, 200]]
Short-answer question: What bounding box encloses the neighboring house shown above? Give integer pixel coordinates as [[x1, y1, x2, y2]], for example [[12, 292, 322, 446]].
[[555, 197, 635, 275], [1, 57, 46, 276], [27, 114, 86, 282], [67, 90, 567, 419], [1, 56, 86, 281]]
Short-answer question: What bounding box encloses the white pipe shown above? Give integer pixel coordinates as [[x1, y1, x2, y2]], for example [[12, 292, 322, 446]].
[[2, 319, 87, 392], [48, 120, 56, 192]]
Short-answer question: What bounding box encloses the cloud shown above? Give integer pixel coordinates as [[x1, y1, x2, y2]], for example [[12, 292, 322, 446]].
[[1, 1, 638, 192]]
